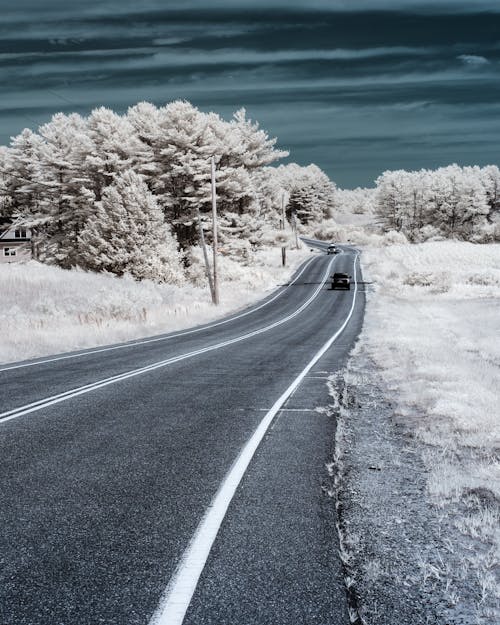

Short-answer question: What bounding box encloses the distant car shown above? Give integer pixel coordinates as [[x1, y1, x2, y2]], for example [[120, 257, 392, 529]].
[[331, 272, 351, 290], [326, 244, 339, 254]]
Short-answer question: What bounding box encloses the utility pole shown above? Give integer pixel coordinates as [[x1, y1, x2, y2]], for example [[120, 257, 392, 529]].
[[291, 211, 299, 249], [194, 156, 219, 306], [195, 204, 215, 303], [280, 192, 287, 267], [211, 155, 220, 305]]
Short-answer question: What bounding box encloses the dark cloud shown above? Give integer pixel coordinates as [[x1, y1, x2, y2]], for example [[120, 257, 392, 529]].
[[1, 1, 499, 186]]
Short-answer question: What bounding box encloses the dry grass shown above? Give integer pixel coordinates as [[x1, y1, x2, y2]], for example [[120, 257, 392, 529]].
[[0, 246, 311, 364], [360, 240, 500, 622]]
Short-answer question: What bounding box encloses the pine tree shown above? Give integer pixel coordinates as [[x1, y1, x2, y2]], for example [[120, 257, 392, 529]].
[[34, 113, 95, 266], [133, 101, 211, 248], [280, 164, 336, 225], [4, 129, 45, 221], [0, 146, 15, 219], [77, 169, 184, 283], [85, 107, 151, 202], [127, 101, 289, 254]]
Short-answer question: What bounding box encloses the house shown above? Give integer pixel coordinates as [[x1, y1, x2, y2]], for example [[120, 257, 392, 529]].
[[0, 218, 32, 263]]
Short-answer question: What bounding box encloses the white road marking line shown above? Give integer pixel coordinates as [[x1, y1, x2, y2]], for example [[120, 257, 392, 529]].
[[0, 255, 341, 425], [0, 257, 317, 373], [149, 252, 360, 625]]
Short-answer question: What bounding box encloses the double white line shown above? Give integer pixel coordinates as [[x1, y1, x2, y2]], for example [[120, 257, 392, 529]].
[[0, 255, 338, 425], [0, 257, 317, 374]]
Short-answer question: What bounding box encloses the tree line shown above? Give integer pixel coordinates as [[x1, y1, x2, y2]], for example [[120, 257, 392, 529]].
[[374, 165, 500, 242], [0, 101, 336, 282]]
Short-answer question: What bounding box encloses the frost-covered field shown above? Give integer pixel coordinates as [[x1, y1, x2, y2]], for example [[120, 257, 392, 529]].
[[355, 241, 500, 623], [0, 247, 310, 364]]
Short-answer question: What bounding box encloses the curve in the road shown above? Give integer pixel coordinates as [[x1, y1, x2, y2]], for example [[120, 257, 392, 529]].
[[150, 252, 360, 625], [0, 253, 339, 425], [0, 244, 363, 625], [0, 256, 318, 373]]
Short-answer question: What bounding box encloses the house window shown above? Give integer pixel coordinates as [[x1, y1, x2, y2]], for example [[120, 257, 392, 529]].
[[14, 228, 27, 238], [4, 248, 16, 256]]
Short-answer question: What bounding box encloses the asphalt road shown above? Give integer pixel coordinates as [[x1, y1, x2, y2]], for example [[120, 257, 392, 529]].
[[0, 243, 365, 625]]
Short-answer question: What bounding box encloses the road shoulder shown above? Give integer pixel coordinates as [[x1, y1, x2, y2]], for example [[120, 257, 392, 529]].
[[330, 346, 490, 625]]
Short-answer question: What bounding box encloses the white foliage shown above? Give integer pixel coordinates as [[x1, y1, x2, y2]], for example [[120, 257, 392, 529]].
[[35, 113, 96, 266], [375, 164, 496, 242], [276, 162, 336, 225], [0, 246, 311, 364], [334, 187, 376, 216], [1, 100, 290, 281], [78, 169, 184, 284], [85, 106, 151, 197], [360, 240, 500, 621]]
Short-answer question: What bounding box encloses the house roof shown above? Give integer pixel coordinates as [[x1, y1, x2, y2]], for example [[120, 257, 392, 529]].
[[0, 218, 31, 241]]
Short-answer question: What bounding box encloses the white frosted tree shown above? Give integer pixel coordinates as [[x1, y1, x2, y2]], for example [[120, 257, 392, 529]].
[[85, 106, 151, 201], [4, 129, 46, 221], [0, 146, 15, 219], [127, 101, 289, 256], [126, 101, 167, 184], [334, 187, 376, 216], [223, 108, 289, 169], [479, 165, 500, 221], [430, 166, 489, 238], [279, 163, 336, 225], [376, 169, 413, 233], [34, 113, 96, 266], [78, 169, 184, 283], [375, 164, 492, 241], [131, 100, 212, 248], [249, 166, 287, 229], [190, 109, 288, 255]]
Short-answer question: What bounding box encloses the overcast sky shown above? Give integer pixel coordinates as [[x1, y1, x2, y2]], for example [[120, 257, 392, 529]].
[[2, 0, 499, 187]]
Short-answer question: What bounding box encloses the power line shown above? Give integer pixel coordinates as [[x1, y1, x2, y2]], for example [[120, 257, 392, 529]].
[[45, 88, 80, 107]]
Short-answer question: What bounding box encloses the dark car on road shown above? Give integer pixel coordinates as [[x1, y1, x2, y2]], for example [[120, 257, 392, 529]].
[[327, 244, 339, 254], [331, 272, 351, 290]]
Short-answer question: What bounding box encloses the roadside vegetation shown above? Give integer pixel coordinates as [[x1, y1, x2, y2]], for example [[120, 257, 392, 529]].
[[0, 246, 310, 364], [334, 240, 500, 625]]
